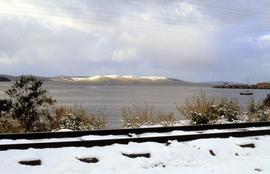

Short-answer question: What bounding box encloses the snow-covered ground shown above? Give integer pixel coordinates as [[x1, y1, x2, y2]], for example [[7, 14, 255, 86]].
[[0, 135, 269, 174], [1, 127, 270, 174]]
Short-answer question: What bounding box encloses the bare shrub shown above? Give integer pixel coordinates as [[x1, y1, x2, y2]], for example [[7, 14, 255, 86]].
[[0, 117, 24, 133], [121, 104, 176, 128], [263, 94, 270, 108], [158, 112, 176, 126]]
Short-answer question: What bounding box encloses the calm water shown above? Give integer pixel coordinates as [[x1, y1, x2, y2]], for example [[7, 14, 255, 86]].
[[0, 82, 269, 128]]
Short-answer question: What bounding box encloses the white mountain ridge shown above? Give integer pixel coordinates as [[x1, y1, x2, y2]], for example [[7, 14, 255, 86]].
[[70, 75, 168, 81]]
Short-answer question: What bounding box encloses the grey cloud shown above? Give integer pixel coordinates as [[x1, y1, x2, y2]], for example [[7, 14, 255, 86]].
[[0, 0, 270, 82]]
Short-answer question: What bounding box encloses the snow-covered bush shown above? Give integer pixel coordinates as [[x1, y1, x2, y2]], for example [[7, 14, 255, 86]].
[[121, 116, 143, 128], [177, 94, 240, 125], [248, 99, 269, 122], [54, 106, 106, 130], [188, 111, 212, 124], [59, 114, 104, 130], [216, 101, 240, 122], [248, 108, 269, 122]]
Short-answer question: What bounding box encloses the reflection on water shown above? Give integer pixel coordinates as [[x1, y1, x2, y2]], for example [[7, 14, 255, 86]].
[[0, 82, 269, 128]]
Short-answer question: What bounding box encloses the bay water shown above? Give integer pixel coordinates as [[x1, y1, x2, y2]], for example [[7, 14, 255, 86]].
[[0, 82, 269, 128]]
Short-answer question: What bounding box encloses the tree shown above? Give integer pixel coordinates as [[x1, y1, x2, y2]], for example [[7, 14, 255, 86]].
[[6, 76, 55, 132]]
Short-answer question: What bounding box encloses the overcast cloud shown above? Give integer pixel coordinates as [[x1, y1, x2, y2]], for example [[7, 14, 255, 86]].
[[0, 0, 270, 82]]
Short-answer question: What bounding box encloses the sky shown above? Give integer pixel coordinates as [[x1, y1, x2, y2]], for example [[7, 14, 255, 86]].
[[0, 0, 270, 83]]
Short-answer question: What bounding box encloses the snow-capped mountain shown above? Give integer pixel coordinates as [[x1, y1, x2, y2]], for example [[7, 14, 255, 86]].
[[71, 75, 168, 81], [50, 75, 194, 85]]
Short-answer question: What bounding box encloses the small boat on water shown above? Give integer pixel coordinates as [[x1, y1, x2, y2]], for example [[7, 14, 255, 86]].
[[240, 91, 253, 95], [240, 77, 253, 95]]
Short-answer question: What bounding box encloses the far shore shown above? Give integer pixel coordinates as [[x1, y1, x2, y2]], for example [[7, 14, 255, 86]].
[[213, 82, 270, 89]]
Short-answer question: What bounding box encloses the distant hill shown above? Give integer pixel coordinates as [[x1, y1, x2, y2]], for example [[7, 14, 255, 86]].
[[0, 74, 15, 81], [0, 74, 196, 85], [2, 74, 256, 87], [0, 76, 11, 82], [50, 75, 196, 86], [0, 75, 49, 82]]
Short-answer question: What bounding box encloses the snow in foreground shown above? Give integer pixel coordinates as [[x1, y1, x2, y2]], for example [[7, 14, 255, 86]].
[[0, 136, 269, 174]]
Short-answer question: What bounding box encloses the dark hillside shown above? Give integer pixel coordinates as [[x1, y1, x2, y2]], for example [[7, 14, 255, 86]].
[[0, 77, 11, 82]]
